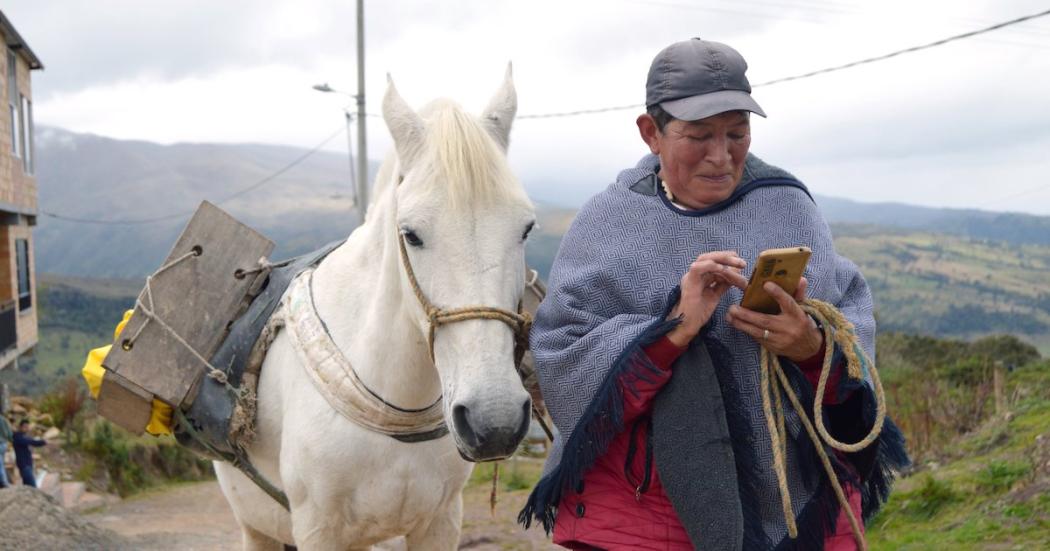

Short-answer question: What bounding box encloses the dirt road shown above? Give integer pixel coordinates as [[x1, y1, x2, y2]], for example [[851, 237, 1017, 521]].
[[82, 482, 242, 550], [82, 479, 553, 550]]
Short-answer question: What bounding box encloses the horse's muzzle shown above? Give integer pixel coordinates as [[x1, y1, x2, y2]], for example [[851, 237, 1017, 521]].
[[451, 397, 531, 462]]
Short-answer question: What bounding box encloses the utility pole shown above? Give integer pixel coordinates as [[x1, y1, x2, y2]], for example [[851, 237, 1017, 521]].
[[355, 0, 368, 221]]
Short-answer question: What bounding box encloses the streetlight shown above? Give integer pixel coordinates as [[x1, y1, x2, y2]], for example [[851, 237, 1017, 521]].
[[314, 83, 367, 222], [314, 83, 358, 208], [310, 0, 365, 223]]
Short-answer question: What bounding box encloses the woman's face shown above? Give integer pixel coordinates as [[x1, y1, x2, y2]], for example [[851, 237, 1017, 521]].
[[641, 110, 751, 209]]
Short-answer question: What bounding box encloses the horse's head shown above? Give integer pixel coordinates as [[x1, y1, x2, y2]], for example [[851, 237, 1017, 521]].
[[383, 66, 536, 462]]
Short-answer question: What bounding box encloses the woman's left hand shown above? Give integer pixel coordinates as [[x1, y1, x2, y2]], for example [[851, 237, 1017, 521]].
[[726, 277, 823, 362]]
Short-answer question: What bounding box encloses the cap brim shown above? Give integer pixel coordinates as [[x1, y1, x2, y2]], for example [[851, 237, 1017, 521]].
[[660, 89, 766, 121]]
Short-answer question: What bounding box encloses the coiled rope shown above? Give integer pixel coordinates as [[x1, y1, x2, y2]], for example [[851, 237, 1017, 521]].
[[760, 299, 886, 551]]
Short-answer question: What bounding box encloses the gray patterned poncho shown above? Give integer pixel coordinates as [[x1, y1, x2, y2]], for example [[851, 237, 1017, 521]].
[[520, 154, 908, 550]]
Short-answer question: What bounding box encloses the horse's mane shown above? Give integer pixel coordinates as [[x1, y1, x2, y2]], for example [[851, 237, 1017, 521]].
[[419, 99, 526, 210]]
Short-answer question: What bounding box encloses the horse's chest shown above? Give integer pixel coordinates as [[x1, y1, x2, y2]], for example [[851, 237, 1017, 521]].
[[290, 422, 471, 533]]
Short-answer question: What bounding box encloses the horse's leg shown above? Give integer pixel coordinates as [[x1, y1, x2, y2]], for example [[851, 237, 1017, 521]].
[[403, 494, 462, 551], [286, 497, 368, 551], [240, 522, 286, 551]]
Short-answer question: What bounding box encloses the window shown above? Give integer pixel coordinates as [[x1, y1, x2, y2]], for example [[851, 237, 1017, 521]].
[[7, 50, 19, 158], [21, 96, 32, 174], [16, 239, 31, 311]]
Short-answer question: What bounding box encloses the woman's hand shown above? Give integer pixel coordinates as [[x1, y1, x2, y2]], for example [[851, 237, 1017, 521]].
[[726, 277, 823, 362], [666, 251, 748, 347]]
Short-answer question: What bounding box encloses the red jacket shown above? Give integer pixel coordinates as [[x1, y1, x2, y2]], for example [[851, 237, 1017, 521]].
[[553, 335, 863, 551]]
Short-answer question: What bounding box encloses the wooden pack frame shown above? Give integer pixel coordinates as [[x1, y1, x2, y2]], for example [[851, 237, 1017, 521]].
[[99, 201, 274, 434]]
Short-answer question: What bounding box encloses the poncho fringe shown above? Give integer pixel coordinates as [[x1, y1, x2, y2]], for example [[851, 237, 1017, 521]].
[[518, 287, 682, 533]]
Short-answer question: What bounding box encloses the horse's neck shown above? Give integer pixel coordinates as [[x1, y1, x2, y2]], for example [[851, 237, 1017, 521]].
[[307, 165, 441, 410]]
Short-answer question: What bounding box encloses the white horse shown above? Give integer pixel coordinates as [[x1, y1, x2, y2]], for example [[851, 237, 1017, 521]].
[[214, 68, 536, 550]]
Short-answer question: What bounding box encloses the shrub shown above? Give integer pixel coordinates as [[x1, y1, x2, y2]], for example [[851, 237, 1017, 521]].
[[82, 420, 146, 495], [901, 474, 960, 519], [37, 376, 87, 430], [975, 460, 1029, 494]]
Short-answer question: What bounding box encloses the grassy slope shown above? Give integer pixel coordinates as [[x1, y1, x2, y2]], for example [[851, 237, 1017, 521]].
[[868, 361, 1050, 549], [832, 224, 1050, 354], [0, 275, 138, 396]]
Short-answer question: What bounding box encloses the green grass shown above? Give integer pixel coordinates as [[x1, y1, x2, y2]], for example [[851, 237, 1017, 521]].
[[867, 388, 1050, 549], [469, 457, 544, 493]]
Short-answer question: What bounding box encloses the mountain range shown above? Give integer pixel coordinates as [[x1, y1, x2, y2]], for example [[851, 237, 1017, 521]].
[[30, 127, 1050, 352], [35, 126, 1050, 278]]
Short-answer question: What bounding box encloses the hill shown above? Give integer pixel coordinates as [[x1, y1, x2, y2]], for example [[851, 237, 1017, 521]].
[[0, 274, 140, 396], [33, 127, 1050, 279], [832, 224, 1050, 353], [34, 126, 375, 278], [816, 196, 1050, 248]]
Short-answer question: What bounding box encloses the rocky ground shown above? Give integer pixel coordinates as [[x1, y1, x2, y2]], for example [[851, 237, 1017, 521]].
[[0, 487, 130, 551]]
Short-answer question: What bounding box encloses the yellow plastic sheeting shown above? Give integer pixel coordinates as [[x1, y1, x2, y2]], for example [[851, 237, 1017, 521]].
[[81, 310, 173, 436]]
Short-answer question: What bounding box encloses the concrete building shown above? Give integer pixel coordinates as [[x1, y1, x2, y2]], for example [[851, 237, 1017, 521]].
[[0, 10, 42, 374]]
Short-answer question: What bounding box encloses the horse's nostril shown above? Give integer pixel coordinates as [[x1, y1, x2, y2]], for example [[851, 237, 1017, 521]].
[[515, 398, 532, 440], [452, 404, 480, 450]]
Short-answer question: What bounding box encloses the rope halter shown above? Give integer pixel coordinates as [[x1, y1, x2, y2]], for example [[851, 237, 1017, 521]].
[[396, 231, 533, 365]]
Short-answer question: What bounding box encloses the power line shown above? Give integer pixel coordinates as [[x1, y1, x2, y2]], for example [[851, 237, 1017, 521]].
[[41, 126, 346, 225], [752, 7, 1050, 87], [519, 103, 644, 120], [518, 6, 1050, 119]]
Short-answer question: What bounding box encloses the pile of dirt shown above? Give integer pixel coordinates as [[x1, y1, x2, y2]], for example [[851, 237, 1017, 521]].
[[0, 487, 130, 550]]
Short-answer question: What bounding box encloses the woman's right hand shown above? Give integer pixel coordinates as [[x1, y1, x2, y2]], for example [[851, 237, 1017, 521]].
[[666, 251, 748, 347]]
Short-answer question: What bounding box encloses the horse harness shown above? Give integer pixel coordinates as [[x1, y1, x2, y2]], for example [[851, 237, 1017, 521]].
[[177, 230, 537, 511], [283, 232, 533, 438], [395, 232, 534, 367]]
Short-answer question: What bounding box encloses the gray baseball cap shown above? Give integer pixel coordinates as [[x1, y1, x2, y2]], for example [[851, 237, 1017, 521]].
[[646, 38, 766, 121]]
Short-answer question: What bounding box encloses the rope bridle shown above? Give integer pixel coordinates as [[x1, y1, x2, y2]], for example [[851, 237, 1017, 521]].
[[396, 231, 533, 367]]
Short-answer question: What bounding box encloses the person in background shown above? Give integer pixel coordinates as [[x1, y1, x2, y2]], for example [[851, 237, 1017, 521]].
[[12, 419, 45, 487], [0, 414, 12, 488]]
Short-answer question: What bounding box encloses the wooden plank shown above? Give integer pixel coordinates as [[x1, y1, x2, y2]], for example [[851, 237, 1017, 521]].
[[102, 201, 274, 407], [97, 372, 153, 435]]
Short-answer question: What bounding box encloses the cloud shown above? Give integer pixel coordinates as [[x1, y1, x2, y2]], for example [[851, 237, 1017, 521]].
[[6, 0, 1050, 215]]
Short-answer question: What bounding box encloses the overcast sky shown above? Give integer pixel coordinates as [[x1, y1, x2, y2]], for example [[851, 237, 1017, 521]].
[[6, 0, 1050, 214]]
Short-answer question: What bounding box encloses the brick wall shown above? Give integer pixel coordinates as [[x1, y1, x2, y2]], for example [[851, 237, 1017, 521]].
[[0, 22, 39, 365], [0, 27, 38, 213]]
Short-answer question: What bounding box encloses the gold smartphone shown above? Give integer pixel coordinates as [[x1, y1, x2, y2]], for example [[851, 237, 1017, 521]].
[[739, 246, 812, 314]]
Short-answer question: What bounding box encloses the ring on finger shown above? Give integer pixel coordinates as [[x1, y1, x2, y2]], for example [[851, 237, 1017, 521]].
[[762, 329, 770, 341]]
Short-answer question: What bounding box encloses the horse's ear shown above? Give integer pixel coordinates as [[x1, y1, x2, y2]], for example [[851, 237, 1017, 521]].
[[383, 75, 426, 170], [481, 62, 517, 152]]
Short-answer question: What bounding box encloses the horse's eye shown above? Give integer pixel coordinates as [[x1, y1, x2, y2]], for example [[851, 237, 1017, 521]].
[[402, 229, 424, 248], [522, 221, 535, 241]]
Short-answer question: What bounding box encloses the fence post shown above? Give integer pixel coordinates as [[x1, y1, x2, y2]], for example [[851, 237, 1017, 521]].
[[993, 361, 1005, 416]]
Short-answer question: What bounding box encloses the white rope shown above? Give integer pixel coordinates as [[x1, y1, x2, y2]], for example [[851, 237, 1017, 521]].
[[125, 248, 231, 387]]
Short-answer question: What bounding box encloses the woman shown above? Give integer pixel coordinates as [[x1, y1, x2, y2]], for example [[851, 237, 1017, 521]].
[[519, 38, 908, 550]]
